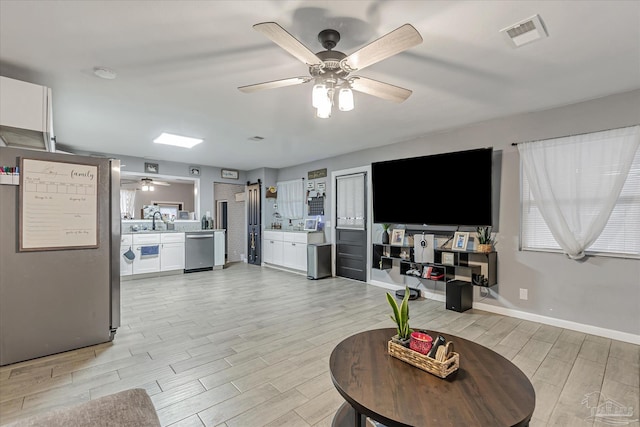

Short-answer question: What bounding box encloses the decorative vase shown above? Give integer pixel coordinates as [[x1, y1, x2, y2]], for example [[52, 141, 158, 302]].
[[382, 230, 390, 244], [477, 244, 493, 253]]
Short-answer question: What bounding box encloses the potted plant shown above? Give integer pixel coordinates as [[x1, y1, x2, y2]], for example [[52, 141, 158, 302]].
[[381, 223, 391, 244], [386, 286, 412, 346], [476, 226, 494, 253]]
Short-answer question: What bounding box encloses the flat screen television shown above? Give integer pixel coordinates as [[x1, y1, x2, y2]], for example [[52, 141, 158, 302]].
[[371, 147, 493, 226]]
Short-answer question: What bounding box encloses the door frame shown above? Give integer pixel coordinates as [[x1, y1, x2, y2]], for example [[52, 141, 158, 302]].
[[331, 165, 372, 282]]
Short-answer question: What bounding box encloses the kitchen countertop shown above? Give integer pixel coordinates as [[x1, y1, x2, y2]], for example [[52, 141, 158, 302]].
[[264, 229, 323, 233], [123, 229, 224, 234]]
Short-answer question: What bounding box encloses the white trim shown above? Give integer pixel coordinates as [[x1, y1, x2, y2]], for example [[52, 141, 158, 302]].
[[369, 279, 639, 344], [473, 301, 640, 345], [121, 171, 201, 218]]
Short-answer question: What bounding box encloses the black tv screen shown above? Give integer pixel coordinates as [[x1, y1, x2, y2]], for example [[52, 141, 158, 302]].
[[372, 148, 493, 226]]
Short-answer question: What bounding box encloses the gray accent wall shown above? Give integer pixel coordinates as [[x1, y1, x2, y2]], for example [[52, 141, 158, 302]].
[[273, 89, 640, 338]]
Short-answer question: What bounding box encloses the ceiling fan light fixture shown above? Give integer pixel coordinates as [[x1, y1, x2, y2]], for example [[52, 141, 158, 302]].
[[312, 82, 327, 108], [153, 132, 203, 148], [316, 97, 332, 118], [339, 87, 354, 111], [141, 185, 149, 192]]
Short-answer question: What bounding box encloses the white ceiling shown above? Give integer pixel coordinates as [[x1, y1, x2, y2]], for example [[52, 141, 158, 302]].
[[1, 1, 639, 171]]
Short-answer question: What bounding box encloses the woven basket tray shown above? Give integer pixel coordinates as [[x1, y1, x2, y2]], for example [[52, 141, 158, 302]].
[[387, 340, 459, 378]]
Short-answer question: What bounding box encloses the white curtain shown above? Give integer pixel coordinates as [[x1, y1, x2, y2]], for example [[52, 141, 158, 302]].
[[518, 125, 640, 259], [120, 189, 136, 219], [336, 173, 365, 229], [277, 179, 304, 220]]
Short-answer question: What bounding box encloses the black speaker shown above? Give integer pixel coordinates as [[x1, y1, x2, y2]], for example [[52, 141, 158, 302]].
[[446, 280, 472, 312]]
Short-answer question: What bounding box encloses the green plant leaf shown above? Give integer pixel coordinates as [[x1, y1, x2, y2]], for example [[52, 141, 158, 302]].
[[399, 286, 411, 339], [386, 292, 401, 335]]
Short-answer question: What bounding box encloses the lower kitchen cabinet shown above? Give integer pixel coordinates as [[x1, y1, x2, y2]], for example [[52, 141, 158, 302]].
[[263, 231, 324, 272], [120, 234, 133, 276], [213, 230, 225, 269], [160, 233, 185, 271], [121, 232, 185, 276]]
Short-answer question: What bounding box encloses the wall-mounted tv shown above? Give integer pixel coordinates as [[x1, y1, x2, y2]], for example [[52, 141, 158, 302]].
[[372, 147, 493, 226]]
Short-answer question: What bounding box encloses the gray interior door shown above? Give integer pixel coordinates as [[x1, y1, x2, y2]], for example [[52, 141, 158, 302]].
[[335, 172, 367, 282], [247, 181, 261, 265]]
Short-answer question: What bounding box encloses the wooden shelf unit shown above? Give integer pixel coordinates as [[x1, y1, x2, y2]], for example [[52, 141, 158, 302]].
[[372, 243, 497, 287]]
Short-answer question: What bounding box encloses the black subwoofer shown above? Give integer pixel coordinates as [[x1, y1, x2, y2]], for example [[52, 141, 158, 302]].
[[446, 280, 472, 312]]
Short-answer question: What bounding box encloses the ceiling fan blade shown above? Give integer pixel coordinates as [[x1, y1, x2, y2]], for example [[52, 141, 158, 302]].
[[343, 24, 422, 72], [238, 76, 312, 93], [253, 22, 322, 66], [350, 76, 413, 103], [153, 180, 170, 186]]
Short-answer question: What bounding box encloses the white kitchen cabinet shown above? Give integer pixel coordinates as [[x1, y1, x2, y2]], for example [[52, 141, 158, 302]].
[[213, 230, 225, 269], [132, 233, 161, 275], [282, 234, 306, 271], [0, 76, 54, 151], [263, 231, 324, 272], [263, 231, 282, 264], [120, 234, 133, 276], [161, 233, 185, 272]]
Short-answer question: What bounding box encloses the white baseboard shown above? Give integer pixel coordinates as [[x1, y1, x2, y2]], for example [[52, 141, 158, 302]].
[[368, 280, 639, 344], [472, 301, 640, 345]]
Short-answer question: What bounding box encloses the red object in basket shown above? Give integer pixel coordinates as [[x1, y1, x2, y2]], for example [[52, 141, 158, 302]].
[[410, 331, 433, 354]]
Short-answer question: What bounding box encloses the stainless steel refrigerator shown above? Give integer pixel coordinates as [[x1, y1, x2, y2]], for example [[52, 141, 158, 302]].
[[0, 147, 120, 366]]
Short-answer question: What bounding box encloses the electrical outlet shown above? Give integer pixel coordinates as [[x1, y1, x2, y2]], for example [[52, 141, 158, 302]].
[[519, 288, 528, 300]]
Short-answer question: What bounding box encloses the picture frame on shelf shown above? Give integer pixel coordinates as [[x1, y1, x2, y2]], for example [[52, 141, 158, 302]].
[[452, 232, 469, 251], [442, 251, 456, 265], [303, 218, 318, 231], [391, 229, 405, 246]]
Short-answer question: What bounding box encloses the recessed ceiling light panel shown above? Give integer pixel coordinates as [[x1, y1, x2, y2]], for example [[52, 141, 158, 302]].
[[153, 132, 203, 148], [500, 14, 548, 48]]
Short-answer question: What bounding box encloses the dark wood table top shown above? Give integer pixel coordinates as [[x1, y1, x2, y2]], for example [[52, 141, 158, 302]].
[[329, 328, 535, 427]]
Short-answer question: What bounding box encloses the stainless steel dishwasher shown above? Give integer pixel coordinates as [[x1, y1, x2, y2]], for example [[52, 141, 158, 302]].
[[184, 231, 214, 272]]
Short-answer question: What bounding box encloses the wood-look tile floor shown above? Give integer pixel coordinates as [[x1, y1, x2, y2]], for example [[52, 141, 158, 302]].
[[1, 263, 638, 426]]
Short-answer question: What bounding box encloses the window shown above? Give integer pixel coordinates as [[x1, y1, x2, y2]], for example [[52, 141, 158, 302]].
[[336, 173, 366, 229], [520, 125, 640, 258]]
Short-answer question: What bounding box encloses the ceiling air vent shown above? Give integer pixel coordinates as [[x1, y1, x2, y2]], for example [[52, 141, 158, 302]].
[[500, 14, 548, 48]]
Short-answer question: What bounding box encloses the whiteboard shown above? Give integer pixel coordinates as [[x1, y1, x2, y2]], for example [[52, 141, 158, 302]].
[[20, 158, 99, 250]]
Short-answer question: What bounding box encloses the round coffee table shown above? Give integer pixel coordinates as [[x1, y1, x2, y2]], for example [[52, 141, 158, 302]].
[[329, 328, 535, 427]]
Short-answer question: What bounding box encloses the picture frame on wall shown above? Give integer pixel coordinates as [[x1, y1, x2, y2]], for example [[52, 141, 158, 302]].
[[452, 232, 469, 251], [391, 229, 405, 246], [144, 162, 159, 174], [221, 169, 239, 179]]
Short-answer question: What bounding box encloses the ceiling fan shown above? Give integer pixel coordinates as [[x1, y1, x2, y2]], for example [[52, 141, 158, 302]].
[[238, 22, 423, 118], [122, 177, 170, 191]]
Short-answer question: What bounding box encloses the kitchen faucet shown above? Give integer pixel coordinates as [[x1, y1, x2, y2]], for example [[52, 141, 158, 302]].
[[152, 211, 163, 230]]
